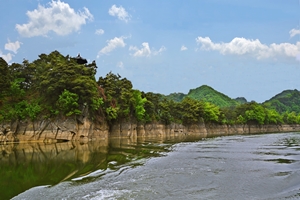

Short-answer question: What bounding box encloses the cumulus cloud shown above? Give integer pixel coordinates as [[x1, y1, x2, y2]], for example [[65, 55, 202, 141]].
[[95, 29, 104, 35], [5, 40, 22, 54], [289, 29, 300, 38], [98, 36, 126, 57], [129, 42, 151, 57], [181, 45, 187, 51], [16, 0, 93, 37], [0, 50, 13, 63], [108, 5, 131, 22], [196, 36, 300, 60], [129, 43, 166, 57]]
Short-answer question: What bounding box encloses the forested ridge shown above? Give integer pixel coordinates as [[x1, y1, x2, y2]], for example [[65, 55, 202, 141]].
[[263, 89, 300, 114], [164, 85, 240, 107], [1, 51, 300, 127]]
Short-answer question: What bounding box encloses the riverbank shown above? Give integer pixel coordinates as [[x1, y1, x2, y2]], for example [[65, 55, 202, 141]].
[[1, 117, 300, 143]]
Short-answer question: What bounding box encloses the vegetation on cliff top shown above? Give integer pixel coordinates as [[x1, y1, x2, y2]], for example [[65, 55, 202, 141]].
[[1, 51, 300, 126]]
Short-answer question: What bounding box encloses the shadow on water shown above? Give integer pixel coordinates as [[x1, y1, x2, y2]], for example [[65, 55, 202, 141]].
[[0, 135, 202, 200], [264, 158, 296, 164]]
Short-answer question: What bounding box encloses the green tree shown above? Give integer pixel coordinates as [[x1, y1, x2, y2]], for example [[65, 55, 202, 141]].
[[158, 99, 173, 124], [132, 90, 147, 121], [143, 92, 162, 122], [0, 58, 11, 98], [178, 97, 204, 124], [57, 89, 81, 116], [203, 102, 220, 123], [283, 112, 298, 124], [33, 51, 98, 106], [265, 109, 282, 124], [25, 101, 42, 121], [244, 104, 266, 125]]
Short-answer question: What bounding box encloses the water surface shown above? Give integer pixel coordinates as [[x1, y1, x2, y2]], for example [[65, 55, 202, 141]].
[[2, 133, 300, 199]]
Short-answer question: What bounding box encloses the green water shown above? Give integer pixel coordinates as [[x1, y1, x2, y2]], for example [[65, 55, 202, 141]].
[[2, 133, 300, 200], [0, 137, 185, 200]]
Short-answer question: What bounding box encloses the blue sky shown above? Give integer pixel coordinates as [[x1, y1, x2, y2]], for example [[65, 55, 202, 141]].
[[1, 0, 300, 102]]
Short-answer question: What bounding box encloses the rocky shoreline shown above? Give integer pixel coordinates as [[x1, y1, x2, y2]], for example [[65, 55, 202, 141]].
[[1, 115, 300, 144]]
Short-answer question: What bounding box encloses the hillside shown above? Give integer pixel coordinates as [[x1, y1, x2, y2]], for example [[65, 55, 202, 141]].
[[263, 89, 300, 113], [235, 97, 247, 104], [186, 85, 239, 108], [164, 92, 186, 102], [163, 85, 242, 107]]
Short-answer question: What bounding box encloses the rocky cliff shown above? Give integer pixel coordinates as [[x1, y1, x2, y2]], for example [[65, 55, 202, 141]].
[[0, 110, 109, 144], [110, 121, 300, 139], [2, 114, 300, 144]]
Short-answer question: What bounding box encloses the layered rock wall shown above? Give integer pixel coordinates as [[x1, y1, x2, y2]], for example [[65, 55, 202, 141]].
[[0, 114, 109, 144], [110, 121, 300, 139], [1, 118, 300, 143]]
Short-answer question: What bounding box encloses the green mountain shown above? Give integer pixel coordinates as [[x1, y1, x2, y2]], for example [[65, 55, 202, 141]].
[[163, 85, 241, 107], [235, 97, 247, 104], [186, 85, 240, 108], [164, 92, 186, 102], [263, 89, 300, 113]]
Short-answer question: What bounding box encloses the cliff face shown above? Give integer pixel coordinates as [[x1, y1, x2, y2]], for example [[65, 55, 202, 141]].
[[0, 111, 109, 144], [1, 117, 300, 143], [110, 121, 300, 139]]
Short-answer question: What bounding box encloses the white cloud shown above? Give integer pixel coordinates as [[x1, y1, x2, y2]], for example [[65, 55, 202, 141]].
[[117, 61, 124, 69], [153, 46, 166, 55], [196, 36, 300, 60], [108, 5, 131, 22], [16, 0, 93, 37], [181, 45, 188, 51], [0, 50, 13, 63], [289, 29, 300, 38], [95, 29, 104, 35], [129, 42, 151, 57], [98, 36, 126, 57], [129, 43, 166, 57], [5, 40, 22, 54]]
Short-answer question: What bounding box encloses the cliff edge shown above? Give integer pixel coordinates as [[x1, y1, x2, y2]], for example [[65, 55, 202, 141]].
[[1, 117, 300, 144]]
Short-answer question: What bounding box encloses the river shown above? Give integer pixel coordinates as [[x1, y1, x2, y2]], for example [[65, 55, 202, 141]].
[[1, 132, 300, 200]]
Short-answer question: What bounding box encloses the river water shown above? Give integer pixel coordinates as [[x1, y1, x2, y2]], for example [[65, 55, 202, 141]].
[[2, 132, 300, 200]]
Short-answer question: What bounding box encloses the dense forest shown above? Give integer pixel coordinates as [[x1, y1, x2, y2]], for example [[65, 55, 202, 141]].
[[1, 51, 300, 127]]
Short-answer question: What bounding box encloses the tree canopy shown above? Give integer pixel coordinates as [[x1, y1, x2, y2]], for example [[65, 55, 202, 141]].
[[1, 51, 300, 127]]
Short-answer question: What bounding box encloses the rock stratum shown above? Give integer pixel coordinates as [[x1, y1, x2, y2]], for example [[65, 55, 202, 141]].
[[1, 115, 300, 143]]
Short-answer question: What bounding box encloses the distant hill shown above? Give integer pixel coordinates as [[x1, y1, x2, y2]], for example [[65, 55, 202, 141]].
[[235, 97, 247, 104], [163, 85, 242, 107], [263, 89, 300, 113], [186, 85, 240, 107], [164, 92, 186, 102], [162, 85, 300, 113]]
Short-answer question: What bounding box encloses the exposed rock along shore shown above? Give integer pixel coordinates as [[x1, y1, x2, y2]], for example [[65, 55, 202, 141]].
[[1, 116, 300, 143]]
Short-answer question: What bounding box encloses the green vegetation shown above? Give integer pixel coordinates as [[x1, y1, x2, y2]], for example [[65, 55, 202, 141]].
[[1, 51, 300, 127], [163, 85, 242, 108], [263, 89, 300, 114], [0, 51, 100, 122], [164, 92, 186, 102], [235, 97, 247, 104], [186, 85, 240, 108]]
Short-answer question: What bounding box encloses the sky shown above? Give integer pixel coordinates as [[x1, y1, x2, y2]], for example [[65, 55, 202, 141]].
[[0, 0, 300, 103]]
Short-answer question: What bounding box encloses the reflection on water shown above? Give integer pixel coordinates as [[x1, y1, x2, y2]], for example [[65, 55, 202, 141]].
[[0, 139, 106, 200], [0, 135, 200, 200], [2, 133, 300, 200]]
